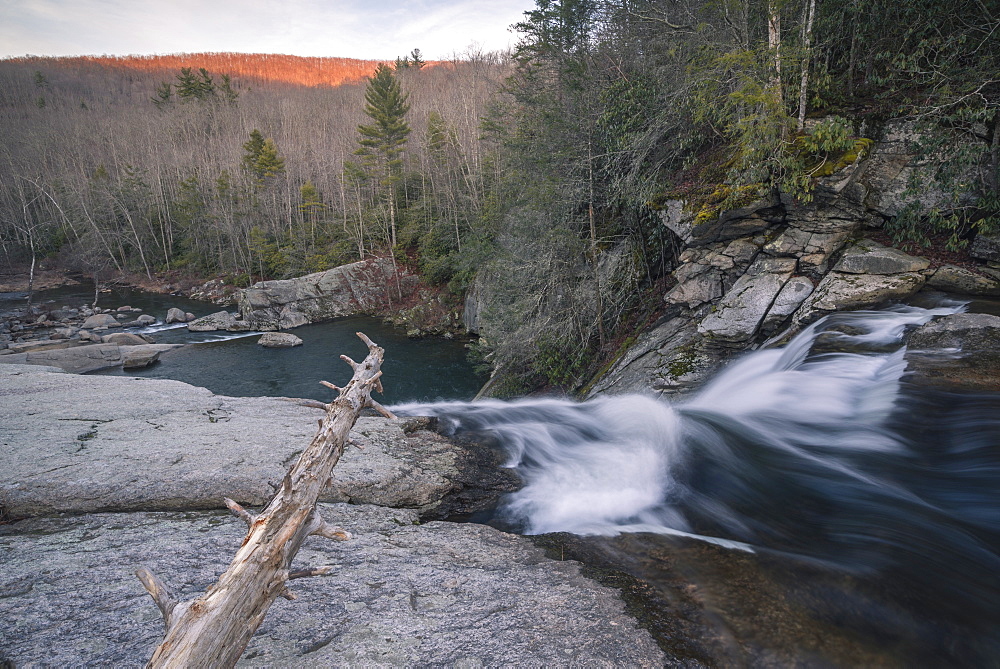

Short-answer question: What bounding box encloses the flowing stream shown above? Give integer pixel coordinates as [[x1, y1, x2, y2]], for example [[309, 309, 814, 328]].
[[395, 301, 1000, 664]]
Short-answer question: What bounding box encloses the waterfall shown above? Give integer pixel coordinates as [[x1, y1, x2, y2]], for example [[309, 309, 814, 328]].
[[393, 301, 1000, 620]]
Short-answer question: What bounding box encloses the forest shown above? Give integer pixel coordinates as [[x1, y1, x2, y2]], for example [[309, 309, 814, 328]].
[[2, 0, 998, 394]]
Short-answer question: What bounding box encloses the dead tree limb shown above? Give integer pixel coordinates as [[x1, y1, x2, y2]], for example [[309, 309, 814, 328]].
[[138, 332, 392, 667]]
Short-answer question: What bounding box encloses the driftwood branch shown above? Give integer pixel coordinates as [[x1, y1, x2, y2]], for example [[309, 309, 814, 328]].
[[139, 332, 393, 667]]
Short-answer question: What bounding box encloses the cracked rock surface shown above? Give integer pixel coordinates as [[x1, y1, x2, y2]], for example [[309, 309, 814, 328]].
[[0, 365, 465, 518], [0, 504, 664, 667]]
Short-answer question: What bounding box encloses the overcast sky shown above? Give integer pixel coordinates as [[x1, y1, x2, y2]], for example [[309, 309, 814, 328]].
[[0, 0, 534, 60]]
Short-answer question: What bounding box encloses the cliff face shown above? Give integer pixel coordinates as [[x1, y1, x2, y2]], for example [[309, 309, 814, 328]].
[[590, 119, 1000, 397]]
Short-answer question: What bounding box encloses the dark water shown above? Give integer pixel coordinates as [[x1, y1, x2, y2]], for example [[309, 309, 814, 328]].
[[5, 284, 486, 404], [395, 302, 1000, 664]]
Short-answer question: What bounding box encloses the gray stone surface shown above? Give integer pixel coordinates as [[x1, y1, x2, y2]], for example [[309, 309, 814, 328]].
[[164, 307, 187, 324], [834, 239, 930, 275], [698, 257, 798, 342], [794, 271, 926, 322], [81, 313, 117, 329], [237, 258, 419, 331], [660, 197, 780, 248], [904, 312, 1000, 391], [0, 504, 664, 667], [101, 332, 150, 346], [927, 264, 1000, 296], [0, 367, 467, 519], [258, 332, 304, 348], [761, 276, 815, 332], [187, 310, 236, 332], [122, 345, 163, 369], [0, 343, 123, 373], [970, 232, 1000, 262]]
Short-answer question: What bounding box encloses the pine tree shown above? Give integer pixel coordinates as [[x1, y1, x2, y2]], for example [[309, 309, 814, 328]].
[[354, 63, 411, 247]]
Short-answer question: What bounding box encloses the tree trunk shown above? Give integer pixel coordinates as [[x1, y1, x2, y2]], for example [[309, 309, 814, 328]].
[[768, 0, 784, 111], [797, 0, 817, 132], [138, 332, 397, 667]]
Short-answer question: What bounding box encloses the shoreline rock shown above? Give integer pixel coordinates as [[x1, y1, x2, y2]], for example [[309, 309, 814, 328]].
[[0, 504, 664, 667]]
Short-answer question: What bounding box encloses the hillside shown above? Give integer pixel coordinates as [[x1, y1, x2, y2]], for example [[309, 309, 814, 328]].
[[4, 52, 446, 88]]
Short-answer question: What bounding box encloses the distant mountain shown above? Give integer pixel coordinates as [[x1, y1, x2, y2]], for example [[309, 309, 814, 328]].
[[4, 52, 429, 87]]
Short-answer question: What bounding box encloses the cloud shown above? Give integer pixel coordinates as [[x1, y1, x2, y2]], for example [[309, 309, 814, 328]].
[[0, 0, 532, 59]]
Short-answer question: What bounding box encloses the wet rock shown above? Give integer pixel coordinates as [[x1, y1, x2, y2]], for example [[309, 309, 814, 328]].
[[227, 319, 253, 332], [926, 264, 1000, 296], [0, 505, 663, 667], [257, 332, 303, 348], [165, 307, 188, 324], [136, 314, 156, 325], [187, 310, 236, 332], [904, 313, 1000, 391]]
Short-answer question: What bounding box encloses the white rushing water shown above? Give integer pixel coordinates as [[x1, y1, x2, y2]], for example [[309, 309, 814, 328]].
[[395, 303, 968, 539]]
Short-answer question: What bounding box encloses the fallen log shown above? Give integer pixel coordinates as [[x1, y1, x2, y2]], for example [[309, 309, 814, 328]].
[[136, 332, 396, 667]]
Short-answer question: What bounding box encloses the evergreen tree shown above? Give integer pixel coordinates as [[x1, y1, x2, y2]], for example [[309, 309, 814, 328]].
[[241, 130, 284, 181], [354, 63, 411, 247]]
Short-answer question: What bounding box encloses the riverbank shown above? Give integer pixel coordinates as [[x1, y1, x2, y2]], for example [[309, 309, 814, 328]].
[[0, 363, 662, 666]]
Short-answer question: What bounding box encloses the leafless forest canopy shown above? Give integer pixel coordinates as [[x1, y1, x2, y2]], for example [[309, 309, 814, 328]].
[[0, 52, 510, 281]]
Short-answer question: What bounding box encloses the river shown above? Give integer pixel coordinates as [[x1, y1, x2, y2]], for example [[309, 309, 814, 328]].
[[394, 300, 1000, 665], [3, 284, 486, 404]]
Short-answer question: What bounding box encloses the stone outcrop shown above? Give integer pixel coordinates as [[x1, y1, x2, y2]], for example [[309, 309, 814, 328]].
[[926, 264, 1000, 296], [0, 365, 474, 519], [101, 332, 152, 346], [237, 257, 420, 331], [0, 364, 663, 667], [699, 256, 798, 342], [122, 345, 163, 369], [593, 118, 997, 398], [0, 504, 663, 667]]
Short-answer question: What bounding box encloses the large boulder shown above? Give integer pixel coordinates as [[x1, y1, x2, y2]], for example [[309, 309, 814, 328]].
[[926, 264, 1000, 296], [187, 310, 236, 332], [846, 119, 981, 218], [121, 345, 163, 369], [904, 312, 1000, 391], [81, 313, 118, 329], [793, 271, 926, 322], [698, 257, 798, 342], [0, 504, 664, 667], [257, 332, 303, 348], [101, 332, 152, 346], [969, 232, 1000, 262], [833, 239, 930, 275], [237, 258, 420, 331]]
